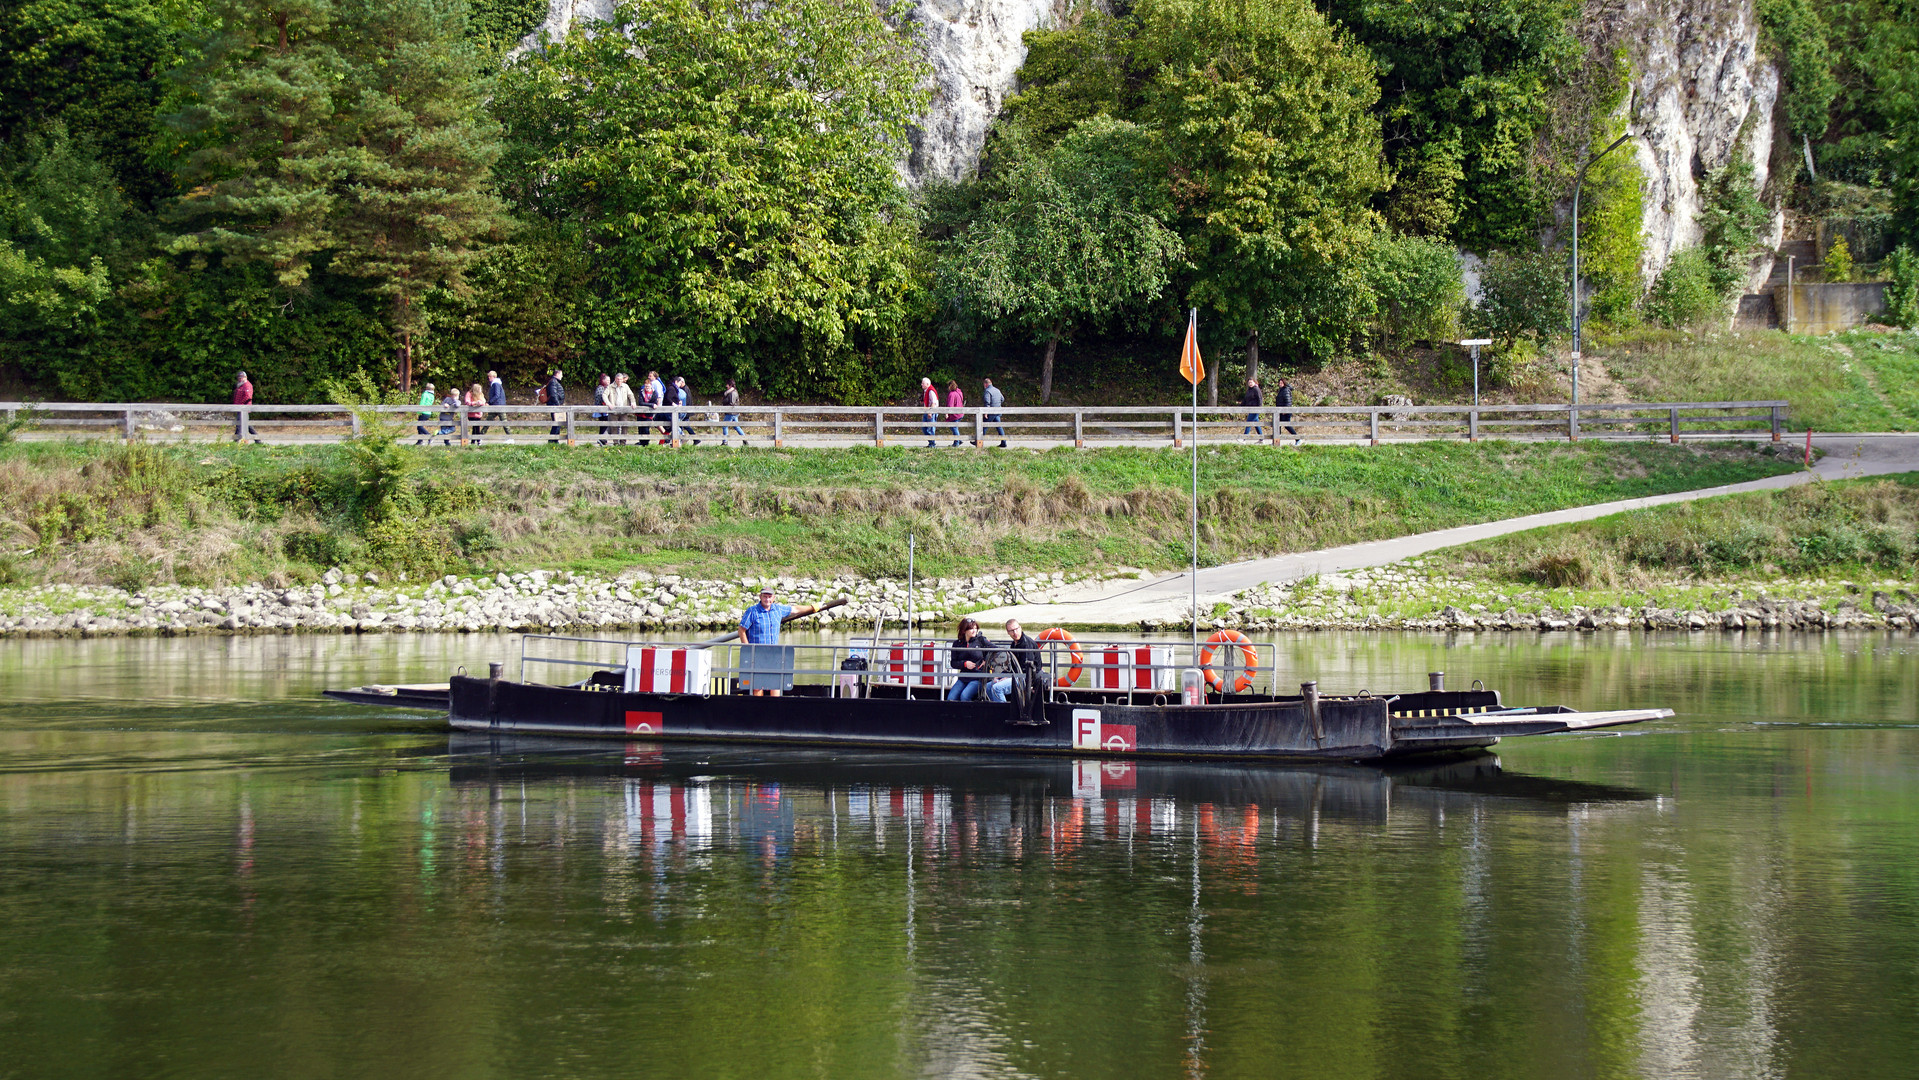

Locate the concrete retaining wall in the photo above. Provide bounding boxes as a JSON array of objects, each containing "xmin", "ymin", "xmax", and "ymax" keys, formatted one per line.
[{"xmin": 1776, "ymin": 282, "xmax": 1888, "ymax": 334}]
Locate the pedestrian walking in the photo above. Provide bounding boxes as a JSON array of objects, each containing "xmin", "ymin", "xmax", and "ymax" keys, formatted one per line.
[
  {"xmin": 982, "ymin": 377, "xmax": 1007, "ymax": 447},
  {"xmin": 919, "ymin": 377, "xmax": 937, "ymax": 447},
  {"xmin": 415, "ymin": 382, "xmax": 436, "ymax": 445},
  {"xmin": 436, "ymin": 387, "xmax": 460, "ymax": 445},
  {"xmin": 463, "ymin": 383, "xmax": 485, "ymax": 445},
  {"xmin": 544, "ymin": 369, "xmax": 566, "ymax": 442},
  {"xmin": 945, "ymin": 380, "xmax": 965, "ymax": 446},
  {"xmin": 232, "ymin": 370, "xmax": 260, "ymax": 443},
  {"xmin": 605, "ymin": 372, "xmax": 636, "ymax": 442},
  {"xmin": 484, "ymin": 370, "xmax": 512, "ymax": 439},
  {"xmin": 720, "ymin": 379, "xmax": 746, "ymax": 445},
  {"xmin": 1275, "ymin": 375, "xmax": 1298, "ymax": 446},
  {"xmin": 640, "ymin": 370, "xmax": 664, "ymax": 446},
  {"xmin": 593, "ymin": 373, "xmax": 612, "ymax": 445},
  {"xmin": 671, "ymin": 376, "xmax": 701, "ymax": 444},
  {"xmin": 1241, "ymin": 376, "xmax": 1263, "ymax": 439}
]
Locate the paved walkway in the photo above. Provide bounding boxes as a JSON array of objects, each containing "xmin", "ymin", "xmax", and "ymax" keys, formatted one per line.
[{"xmin": 970, "ymin": 435, "xmax": 1919, "ymax": 629}]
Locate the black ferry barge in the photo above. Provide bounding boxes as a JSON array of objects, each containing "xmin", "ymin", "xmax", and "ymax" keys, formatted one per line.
[{"xmin": 336, "ymin": 632, "xmax": 1674, "ymax": 764}]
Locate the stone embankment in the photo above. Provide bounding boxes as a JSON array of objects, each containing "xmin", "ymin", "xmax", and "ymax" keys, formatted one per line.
[
  {"xmin": 0, "ymin": 568, "xmax": 1089, "ymax": 638},
  {"xmin": 1204, "ymin": 563, "xmax": 1919, "ymax": 634}
]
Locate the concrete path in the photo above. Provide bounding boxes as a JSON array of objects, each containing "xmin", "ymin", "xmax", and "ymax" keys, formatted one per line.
[{"xmin": 970, "ymin": 434, "xmax": 1919, "ymax": 630}]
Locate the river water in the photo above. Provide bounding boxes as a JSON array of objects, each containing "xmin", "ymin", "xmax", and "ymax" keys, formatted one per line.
[{"xmin": 1, "ymin": 631, "xmax": 1915, "ymax": 1079}]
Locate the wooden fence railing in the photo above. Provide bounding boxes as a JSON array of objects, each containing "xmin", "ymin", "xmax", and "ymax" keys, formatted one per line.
[{"xmin": 0, "ymin": 400, "xmax": 1791, "ymax": 448}]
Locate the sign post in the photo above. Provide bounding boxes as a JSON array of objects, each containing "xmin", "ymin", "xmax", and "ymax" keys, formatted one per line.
[{"xmin": 1460, "ymin": 339, "xmax": 1492, "ymax": 406}]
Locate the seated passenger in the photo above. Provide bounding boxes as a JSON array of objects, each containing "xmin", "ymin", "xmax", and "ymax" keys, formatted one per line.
[
  {"xmin": 987, "ymin": 619, "xmax": 1041, "ymax": 703},
  {"xmin": 946, "ymin": 617, "xmax": 987, "ymax": 702}
]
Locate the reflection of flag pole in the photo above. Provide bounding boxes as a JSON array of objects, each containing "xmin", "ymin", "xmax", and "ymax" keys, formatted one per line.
[{"xmin": 1179, "ymin": 309, "xmax": 1204, "ymax": 652}]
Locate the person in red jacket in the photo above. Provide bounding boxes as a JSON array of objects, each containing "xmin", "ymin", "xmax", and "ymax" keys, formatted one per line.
[
  {"xmin": 919, "ymin": 377, "xmax": 938, "ymax": 447},
  {"xmin": 233, "ymin": 371, "xmax": 259, "ymax": 442}
]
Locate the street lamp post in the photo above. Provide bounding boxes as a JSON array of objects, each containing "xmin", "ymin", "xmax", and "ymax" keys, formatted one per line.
[{"xmin": 1570, "ymin": 130, "xmax": 1634, "ymax": 408}]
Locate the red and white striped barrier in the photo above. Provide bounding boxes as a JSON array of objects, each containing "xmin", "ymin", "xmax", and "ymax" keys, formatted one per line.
[
  {"xmin": 883, "ymin": 642, "xmax": 951, "ymax": 688},
  {"xmin": 623, "ymin": 646, "xmax": 713, "ymax": 694},
  {"xmin": 1090, "ymin": 645, "xmax": 1176, "ymax": 691}
]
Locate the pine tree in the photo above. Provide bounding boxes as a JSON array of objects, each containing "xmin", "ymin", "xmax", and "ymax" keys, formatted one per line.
[
  {"xmin": 161, "ymin": 0, "xmax": 344, "ymax": 287},
  {"xmin": 332, "ymin": 0, "xmax": 512, "ymax": 390}
]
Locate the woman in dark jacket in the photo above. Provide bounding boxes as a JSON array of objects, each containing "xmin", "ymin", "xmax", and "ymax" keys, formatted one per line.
[{"xmin": 946, "ymin": 617, "xmax": 988, "ymax": 701}]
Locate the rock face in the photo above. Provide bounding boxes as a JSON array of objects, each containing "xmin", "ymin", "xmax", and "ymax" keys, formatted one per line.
[
  {"xmin": 1617, "ymin": 0, "xmax": 1784, "ymax": 288},
  {"xmin": 902, "ymin": 0, "xmax": 1060, "ymax": 183}
]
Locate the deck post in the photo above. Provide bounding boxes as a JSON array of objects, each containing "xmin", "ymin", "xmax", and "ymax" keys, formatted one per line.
[
  {"xmin": 1302, "ymin": 681, "xmax": 1324, "ymax": 743},
  {"xmin": 1369, "ymin": 410, "xmax": 1379, "ymax": 446},
  {"xmin": 773, "ymin": 410, "xmax": 784, "ymax": 449},
  {"xmin": 1670, "ymin": 407, "xmax": 1680, "ymax": 444}
]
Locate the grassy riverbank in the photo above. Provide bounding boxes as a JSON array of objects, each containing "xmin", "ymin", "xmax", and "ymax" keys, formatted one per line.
[{"xmin": 2, "ymin": 439, "xmax": 1802, "ymax": 590}]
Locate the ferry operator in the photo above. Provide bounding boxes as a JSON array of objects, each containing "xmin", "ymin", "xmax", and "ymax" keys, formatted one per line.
[{"xmin": 738, "ymin": 589, "xmax": 820, "ymax": 697}]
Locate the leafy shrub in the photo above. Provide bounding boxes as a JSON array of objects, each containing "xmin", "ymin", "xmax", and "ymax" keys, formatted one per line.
[
  {"xmin": 283, "ymin": 528, "xmax": 355, "ymax": 567},
  {"xmin": 1697, "ymin": 158, "xmax": 1771, "ymax": 296},
  {"xmin": 1473, "ymin": 249, "xmax": 1568, "ymax": 348},
  {"xmin": 1885, "ymin": 245, "xmax": 1919, "ymax": 328},
  {"xmin": 1825, "ymin": 235, "xmax": 1854, "ymax": 282},
  {"xmin": 1365, "ymin": 233, "xmax": 1464, "ymax": 350},
  {"xmin": 1643, "ymin": 249, "xmax": 1726, "ymax": 328}
]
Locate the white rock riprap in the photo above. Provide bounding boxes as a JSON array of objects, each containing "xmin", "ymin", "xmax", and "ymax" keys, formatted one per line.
[{"xmin": 0, "ymin": 568, "xmax": 1098, "ymax": 638}]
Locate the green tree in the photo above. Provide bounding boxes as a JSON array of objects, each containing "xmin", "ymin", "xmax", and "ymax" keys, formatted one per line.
[
  {"xmin": 493, "ymin": 0, "xmax": 930, "ymax": 394},
  {"xmin": 1824, "ymin": 234, "xmax": 1855, "ymax": 280},
  {"xmin": 937, "ymin": 119, "xmax": 1184, "ymax": 402},
  {"xmin": 1135, "ymin": 0, "xmax": 1387, "ymax": 395},
  {"xmin": 1364, "ymin": 232, "xmax": 1463, "ymax": 351},
  {"xmin": 1697, "ymin": 156, "xmax": 1772, "ymax": 296},
  {"xmin": 1474, "ymin": 248, "xmax": 1567, "ymax": 347},
  {"xmin": 0, "ymin": 0, "xmax": 193, "ymax": 206},
  {"xmin": 1758, "ymin": 0, "xmax": 1841, "ymax": 143},
  {"xmin": 161, "ymin": 0, "xmax": 344, "ymax": 288},
  {"xmin": 331, "ymin": 0, "xmax": 513, "ymax": 389},
  {"xmin": 1321, "ymin": 0, "xmax": 1582, "ymax": 251},
  {"xmin": 0, "ymin": 123, "xmax": 126, "ymax": 373}
]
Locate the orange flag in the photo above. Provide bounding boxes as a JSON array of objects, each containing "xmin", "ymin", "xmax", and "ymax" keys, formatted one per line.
[{"xmin": 1178, "ymin": 309, "xmax": 1205, "ymax": 386}]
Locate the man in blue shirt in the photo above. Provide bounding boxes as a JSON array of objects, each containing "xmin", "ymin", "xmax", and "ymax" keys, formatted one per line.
[{"xmin": 738, "ymin": 589, "xmax": 819, "ymax": 696}]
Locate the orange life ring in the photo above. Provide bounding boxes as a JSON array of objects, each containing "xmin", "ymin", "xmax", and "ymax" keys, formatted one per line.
[
  {"xmin": 1198, "ymin": 629, "xmax": 1258, "ymax": 694},
  {"xmin": 1037, "ymin": 627, "xmax": 1085, "ymax": 686}
]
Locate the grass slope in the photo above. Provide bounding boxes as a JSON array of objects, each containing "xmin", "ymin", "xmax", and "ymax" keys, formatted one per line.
[{"xmin": 1, "ymin": 440, "xmax": 1802, "ymax": 588}]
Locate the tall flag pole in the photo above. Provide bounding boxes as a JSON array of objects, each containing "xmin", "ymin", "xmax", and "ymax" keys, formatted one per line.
[{"xmin": 1178, "ymin": 308, "xmax": 1204, "ymax": 652}]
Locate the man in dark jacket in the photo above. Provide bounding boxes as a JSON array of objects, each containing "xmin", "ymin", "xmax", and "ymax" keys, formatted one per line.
[
  {"xmin": 544, "ymin": 369, "xmax": 566, "ymax": 442},
  {"xmin": 986, "ymin": 618, "xmax": 1044, "ymax": 705},
  {"xmin": 1274, "ymin": 375, "xmax": 1298, "ymax": 446},
  {"xmin": 1241, "ymin": 377, "xmax": 1262, "ymax": 439},
  {"xmin": 484, "ymin": 370, "xmax": 512, "ymax": 437}
]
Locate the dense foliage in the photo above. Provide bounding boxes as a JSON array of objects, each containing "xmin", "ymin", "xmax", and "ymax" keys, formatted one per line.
[{"xmin": 3, "ymin": 0, "xmax": 1918, "ymax": 407}]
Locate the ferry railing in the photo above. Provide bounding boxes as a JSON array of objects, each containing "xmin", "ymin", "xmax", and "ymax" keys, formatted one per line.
[
  {"xmin": 516, "ymin": 634, "xmax": 1282, "ymax": 703},
  {"xmin": 2, "ymin": 399, "xmax": 1792, "ymax": 448}
]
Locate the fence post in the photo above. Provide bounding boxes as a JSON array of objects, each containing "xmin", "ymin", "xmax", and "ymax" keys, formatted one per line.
[
  {"xmin": 350, "ymin": 411, "xmax": 362, "ymax": 437},
  {"xmin": 874, "ymin": 410, "xmax": 885, "ymax": 447},
  {"xmin": 670, "ymin": 408, "xmax": 681, "ymax": 448},
  {"xmin": 1468, "ymin": 409, "xmax": 1478, "ymax": 443},
  {"xmin": 1172, "ymin": 409, "xmax": 1183, "ymax": 448},
  {"xmin": 123, "ymin": 407, "xmax": 135, "ymax": 442},
  {"xmin": 459, "ymin": 410, "xmax": 470, "ymax": 448},
  {"xmin": 1073, "ymin": 411, "xmax": 1083, "ymax": 448},
  {"xmin": 1568, "ymin": 407, "xmax": 1578, "ymax": 442},
  {"xmin": 1369, "ymin": 410, "xmax": 1379, "ymax": 446},
  {"xmin": 1669, "ymin": 407, "xmax": 1680, "ymax": 444},
  {"xmin": 238, "ymin": 408, "xmax": 250, "ymax": 443},
  {"xmin": 565, "ymin": 406, "xmax": 576, "ymax": 446},
  {"xmin": 773, "ymin": 409, "xmax": 784, "ymax": 449},
  {"xmin": 1770, "ymin": 405, "xmax": 1783, "ymax": 442}
]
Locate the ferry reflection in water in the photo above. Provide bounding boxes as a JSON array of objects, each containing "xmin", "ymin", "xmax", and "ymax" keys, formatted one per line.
[{"xmin": 441, "ymin": 738, "xmax": 1667, "ymax": 1078}]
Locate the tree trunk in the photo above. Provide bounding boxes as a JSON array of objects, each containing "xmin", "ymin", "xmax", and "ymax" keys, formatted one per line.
[
  {"xmin": 1206, "ymin": 336, "xmax": 1218, "ymax": 406},
  {"xmin": 1041, "ymin": 332, "xmax": 1059, "ymax": 404},
  {"xmin": 397, "ymin": 329, "xmax": 413, "ymax": 393},
  {"xmin": 1246, "ymin": 328, "xmax": 1260, "ymax": 382}
]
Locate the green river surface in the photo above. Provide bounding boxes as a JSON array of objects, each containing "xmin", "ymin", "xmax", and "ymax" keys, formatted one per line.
[{"xmin": 1, "ymin": 630, "xmax": 1916, "ymax": 1080}]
